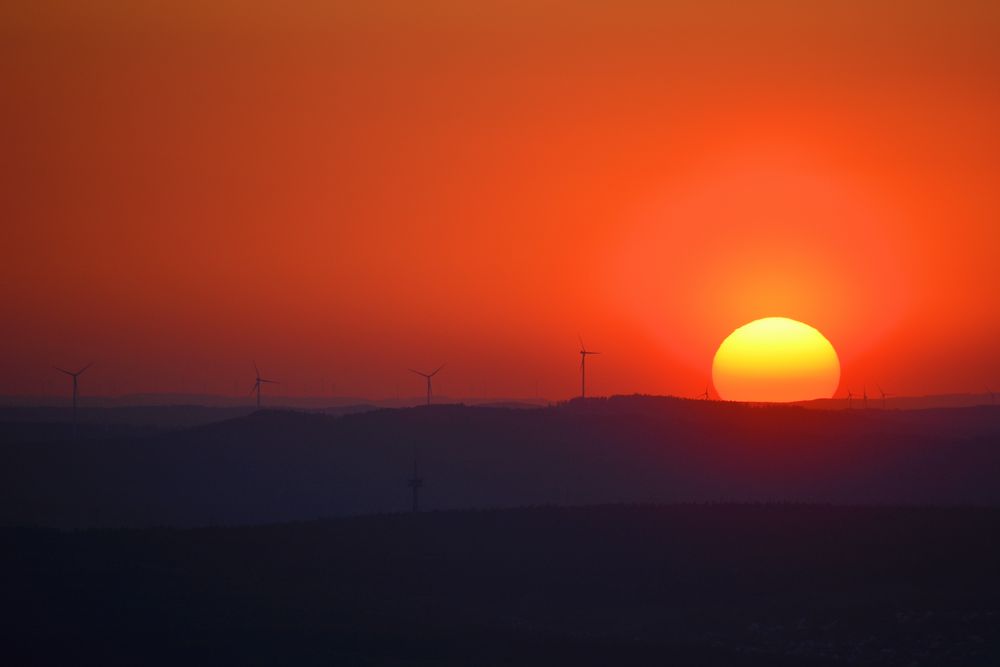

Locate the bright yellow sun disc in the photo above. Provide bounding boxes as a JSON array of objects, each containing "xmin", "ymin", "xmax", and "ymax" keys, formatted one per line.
[{"xmin": 712, "ymin": 317, "xmax": 840, "ymax": 403}]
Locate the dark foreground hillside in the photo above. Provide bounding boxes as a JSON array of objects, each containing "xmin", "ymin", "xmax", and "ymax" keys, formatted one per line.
[
  {"xmin": 3, "ymin": 396, "xmax": 1000, "ymax": 528},
  {"xmin": 4, "ymin": 505, "xmax": 999, "ymax": 666}
]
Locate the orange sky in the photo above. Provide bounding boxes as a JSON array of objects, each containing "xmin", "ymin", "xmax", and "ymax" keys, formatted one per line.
[{"xmin": 2, "ymin": 1, "xmax": 1000, "ymax": 400}]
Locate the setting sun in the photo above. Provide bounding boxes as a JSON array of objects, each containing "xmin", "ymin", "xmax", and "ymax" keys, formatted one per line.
[{"xmin": 712, "ymin": 317, "xmax": 840, "ymax": 403}]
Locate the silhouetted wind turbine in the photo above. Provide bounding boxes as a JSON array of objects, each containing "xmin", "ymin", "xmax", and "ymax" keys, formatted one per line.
[
  {"xmin": 250, "ymin": 362, "xmax": 278, "ymax": 409},
  {"xmin": 578, "ymin": 336, "xmax": 600, "ymax": 399},
  {"xmin": 877, "ymin": 384, "xmax": 892, "ymax": 409},
  {"xmin": 696, "ymin": 385, "xmax": 710, "ymax": 400},
  {"xmin": 988, "ymin": 386, "xmax": 996, "ymax": 405},
  {"xmin": 54, "ymin": 363, "xmax": 92, "ymax": 440},
  {"xmin": 846, "ymin": 389, "xmax": 854, "ymax": 409},
  {"xmin": 407, "ymin": 445, "xmax": 423, "ymax": 512},
  {"xmin": 863, "ymin": 384, "xmax": 869, "ymax": 409},
  {"xmin": 410, "ymin": 365, "xmax": 444, "ymax": 406}
]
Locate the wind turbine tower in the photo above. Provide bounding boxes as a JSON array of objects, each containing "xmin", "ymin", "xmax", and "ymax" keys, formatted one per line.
[
  {"xmin": 55, "ymin": 363, "xmax": 92, "ymax": 440},
  {"xmin": 847, "ymin": 389, "xmax": 854, "ymax": 409},
  {"xmin": 410, "ymin": 365, "xmax": 444, "ymax": 406},
  {"xmin": 407, "ymin": 447, "xmax": 424, "ymax": 512},
  {"xmin": 877, "ymin": 384, "xmax": 891, "ymax": 410},
  {"xmin": 578, "ymin": 337, "xmax": 600, "ymax": 399},
  {"xmin": 251, "ymin": 362, "xmax": 278, "ymax": 409},
  {"xmin": 863, "ymin": 384, "xmax": 869, "ymax": 410}
]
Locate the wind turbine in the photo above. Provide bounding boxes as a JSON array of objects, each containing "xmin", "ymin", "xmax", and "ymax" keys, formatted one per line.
[
  {"xmin": 578, "ymin": 336, "xmax": 600, "ymax": 399},
  {"xmin": 407, "ymin": 445, "xmax": 423, "ymax": 512},
  {"xmin": 988, "ymin": 386, "xmax": 996, "ymax": 405},
  {"xmin": 877, "ymin": 384, "xmax": 892, "ymax": 409},
  {"xmin": 250, "ymin": 362, "xmax": 278, "ymax": 409},
  {"xmin": 846, "ymin": 389, "xmax": 854, "ymax": 409},
  {"xmin": 54, "ymin": 363, "xmax": 92, "ymax": 440},
  {"xmin": 696, "ymin": 385, "xmax": 710, "ymax": 400},
  {"xmin": 862, "ymin": 384, "xmax": 869, "ymax": 409},
  {"xmin": 409, "ymin": 365, "xmax": 444, "ymax": 406}
]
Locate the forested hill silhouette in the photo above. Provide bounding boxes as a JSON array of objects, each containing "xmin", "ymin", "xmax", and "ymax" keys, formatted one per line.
[
  {"xmin": 0, "ymin": 403, "xmax": 377, "ymax": 440},
  {"xmin": 2, "ymin": 395, "xmax": 999, "ymax": 528}
]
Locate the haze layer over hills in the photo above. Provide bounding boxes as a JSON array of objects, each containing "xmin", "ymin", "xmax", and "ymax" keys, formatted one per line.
[{"xmin": 2, "ymin": 396, "xmax": 999, "ymax": 528}]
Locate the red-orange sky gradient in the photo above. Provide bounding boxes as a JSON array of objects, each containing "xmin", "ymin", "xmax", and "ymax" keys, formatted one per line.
[{"xmin": 3, "ymin": 1, "xmax": 1000, "ymax": 400}]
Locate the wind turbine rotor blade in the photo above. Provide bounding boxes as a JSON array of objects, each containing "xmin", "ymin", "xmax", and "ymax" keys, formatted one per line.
[
  {"xmin": 54, "ymin": 366, "xmax": 73, "ymax": 376},
  {"xmin": 77, "ymin": 362, "xmax": 94, "ymax": 375},
  {"xmin": 253, "ymin": 361, "xmax": 261, "ymax": 377},
  {"xmin": 409, "ymin": 369, "xmax": 429, "ymax": 378},
  {"xmin": 578, "ymin": 334, "xmax": 586, "ymax": 352},
  {"xmin": 260, "ymin": 378, "xmax": 278, "ymax": 384},
  {"xmin": 430, "ymin": 364, "xmax": 445, "ymax": 376}
]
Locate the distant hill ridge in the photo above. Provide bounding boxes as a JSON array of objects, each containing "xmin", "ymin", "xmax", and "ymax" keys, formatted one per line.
[{"xmin": 2, "ymin": 395, "xmax": 999, "ymax": 529}]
